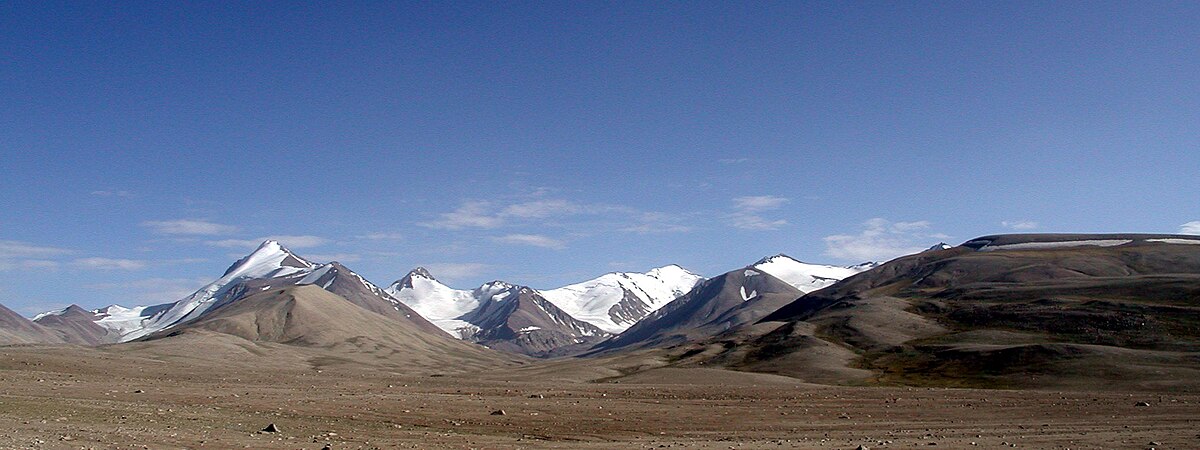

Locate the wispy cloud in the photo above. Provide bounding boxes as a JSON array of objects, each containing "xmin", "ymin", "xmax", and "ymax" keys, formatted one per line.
[
  {"xmin": 823, "ymin": 218, "xmax": 946, "ymax": 262},
  {"xmin": 493, "ymin": 234, "xmax": 566, "ymax": 250},
  {"xmin": 1181, "ymin": 221, "xmax": 1200, "ymax": 235},
  {"xmin": 0, "ymin": 240, "xmax": 72, "ymax": 271},
  {"xmin": 420, "ymin": 201, "xmax": 504, "ymax": 229},
  {"xmin": 86, "ymin": 277, "xmax": 210, "ymax": 304},
  {"xmin": 142, "ymin": 219, "xmax": 238, "ymax": 236},
  {"xmin": 90, "ymin": 190, "xmax": 133, "ymax": 198},
  {"xmin": 621, "ymin": 212, "xmax": 694, "ymax": 234},
  {"xmin": 356, "ymin": 232, "xmax": 404, "ymax": 241},
  {"xmin": 304, "ymin": 253, "xmax": 362, "ymax": 263},
  {"xmin": 729, "ymin": 195, "xmax": 789, "ymax": 230},
  {"xmin": 420, "ymin": 263, "xmax": 493, "ymax": 283},
  {"xmin": 501, "ymin": 199, "xmax": 585, "ymax": 219},
  {"xmin": 73, "ymin": 257, "xmax": 146, "ymax": 271},
  {"xmin": 0, "ymin": 240, "xmax": 71, "ymax": 258},
  {"xmin": 1001, "ymin": 220, "xmax": 1039, "ymax": 231},
  {"xmin": 18, "ymin": 260, "xmax": 60, "ymax": 269},
  {"xmin": 424, "ymin": 196, "xmax": 694, "ymax": 239},
  {"xmin": 207, "ymin": 235, "xmax": 329, "ymax": 249}
]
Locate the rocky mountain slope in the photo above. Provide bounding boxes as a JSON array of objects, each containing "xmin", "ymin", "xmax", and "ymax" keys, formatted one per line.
[
  {"xmin": 384, "ymin": 265, "xmax": 702, "ymax": 356},
  {"xmin": 676, "ymin": 234, "xmax": 1200, "ymax": 389},
  {"xmin": 0, "ymin": 303, "xmax": 63, "ymax": 345},
  {"xmin": 32, "ymin": 305, "xmax": 112, "ymax": 345},
  {"xmin": 592, "ymin": 255, "xmax": 873, "ymax": 353}
]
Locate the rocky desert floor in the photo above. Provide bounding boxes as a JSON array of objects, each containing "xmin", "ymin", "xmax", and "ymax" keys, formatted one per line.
[{"xmin": 0, "ymin": 343, "xmax": 1198, "ymax": 450}]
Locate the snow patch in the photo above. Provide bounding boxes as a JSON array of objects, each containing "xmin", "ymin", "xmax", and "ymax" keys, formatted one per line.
[
  {"xmin": 538, "ymin": 265, "xmax": 703, "ymax": 333},
  {"xmin": 979, "ymin": 239, "xmax": 1132, "ymax": 252},
  {"xmin": 117, "ymin": 241, "xmax": 314, "ymax": 342},
  {"xmin": 31, "ymin": 306, "xmax": 70, "ymax": 321},
  {"xmin": 1146, "ymin": 238, "xmax": 1200, "ymax": 245},
  {"xmin": 753, "ymin": 254, "xmax": 871, "ymax": 293},
  {"xmin": 739, "ymin": 285, "xmax": 758, "ymax": 301}
]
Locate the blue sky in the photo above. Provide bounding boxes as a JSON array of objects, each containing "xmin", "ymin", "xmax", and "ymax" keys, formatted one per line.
[{"xmin": 2, "ymin": 2, "xmax": 1198, "ymax": 315}]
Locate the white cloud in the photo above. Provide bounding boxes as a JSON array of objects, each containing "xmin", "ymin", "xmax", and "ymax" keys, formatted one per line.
[
  {"xmin": 142, "ymin": 219, "xmax": 238, "ymax": 235},
  {"xmin": 891, "ymin": 221, "xmax": 932, "ymax": 232},
  {"xmin": 1001, "ymin": 220, "xmax": 1039, "ymax": 231},
  {"xmin": 86, "ymin": 277, "xmax": 210, "ymax": 303},
  {"xmin": 356, "ymin": 232, "xmax": 404, "ymax": 241},
  {"xmin": 733, "ymin": 195, "xmax": 789, "ymax": 211},
  {"xmin": 304, "ymin": 253, "xmax": 362, "ymax": 263},
  {"xmin": 823, "ymin": 218, "xmax": 946, "ymax": 262},
  {"xmin": 1180, "ymin": 221, "xmax": 1200, "ymax": 235},
  {"xmin": 729, "ymin": 195, "xmax": 789, "ymax": 230},
  {"xmin": 421, "ymin": 201, "xmax": 504, "ymax": 229},
  {"xmin": 621, "ymin": 212, "xmax": 694, "ymax": 234},
  {"xmin": 0, "ymin": 240, "xmax": 72, "ymax": 272},
  {"xmin": 421, "ymin": 263, "xmax": 492, "ymax": 282},
  {"xmin": 207, "ymin": 235, "xmax": 329, "ymax": 249},
  {"xmin": 621, "ymin": 222, "xmax": 693, "ymax": 234},
  {"xmin": 20, "ymin": 260, "xmax": 60, "ymax": 269},
  {"xmin": 73, "ymin": 257, "xmax": 146, "ymax": 271},
  {"xmin": 493, "ymin": 234, "xmax": 566, "ymax": 250},
  {"xmin": 501, "ymin": 199, "xmax": 584, "ymax": 219},
  {"xmin": 0, "ymin": 240, "xmax": 71, "ymax": 259},
  {"xmin": 425, "ymin": 196, "xmax": 695, "ymax": 237}
]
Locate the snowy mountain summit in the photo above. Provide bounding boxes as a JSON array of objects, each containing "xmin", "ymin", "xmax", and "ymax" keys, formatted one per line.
[
  {"xmin": 387, "ymin": 265, "xmax": 703, "ymax": 337},
  {"xmin": 87, "ymin": 240, "xmax": 440, "ymax": 342},
  {"xmin": 750, "ymin": 254, "xmax": 875, "ymax": 293},
  {"xmin": 538, "ymin": 265, "xmax": 703, "ymax": 333}
]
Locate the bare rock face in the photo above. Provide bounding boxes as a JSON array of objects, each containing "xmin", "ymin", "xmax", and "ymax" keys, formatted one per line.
[
  {"xmin": 0, "ymin": 303, "xmax": 64, "ymax": 345},
  {"xmin": 460, "ymin": 285, "xmax": 609, "ymax": 358},
  {"xmin": 33, "ymin": 305, "xmax": 115, "ymax": 345},
  {"xmin": 715, "ymin": 234, "xmax": 1200, "ymax": 389},
  {"xmin": 593, "ymin": 268, "xmax": 802, "ymax": 353},
  {"xmin": 149, "ymin": 285, "xmax": 517, "ymax": 371}
]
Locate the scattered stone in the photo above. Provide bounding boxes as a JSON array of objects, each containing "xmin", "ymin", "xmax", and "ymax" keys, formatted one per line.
[
  {"xmin": 528, "ymin": 394, "xmax": 544, "ymax": 398},
  {"xmin": 261, "ymin": 423, "xmax": 280, "ymax": 433},
  {"xmin": 133, "ymin": 389, "xmax": 144, "ymax": 393},
  {"xmin": 321, "ymin": 444, "xmax": 332, "ymax": 450},
  {"xmin": 491, "ymin": 409, "xmax": 506, "ymax": 416},
  {"xmin": 857, "ymin": 446, "xmax": 869, "ymax": 450},
  {"xmin": 1136, "ymin": 401, "xmax": 1151, "ymax": 407}
]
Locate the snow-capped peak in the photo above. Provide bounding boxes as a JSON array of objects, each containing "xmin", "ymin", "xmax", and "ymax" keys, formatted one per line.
[
  {"xmin": 408, "ymin": 266, "xmax": 434, "ymax": 280},
  {"xmin": 645, "ymin": 264, "xmax": 701, "ymax": 281},
  {"xmin": 383, "ymin": 268, "xmax": 482, "ymax": 338},
  {"xmin": 474, "ymin": 281, "xmax": 518, "ymax": 301},
  {"xmin": 221, "ymin": 240, "xmax": 313, "ymax": 277},
  {"xmin": 537, "ymin": 264, "xmax": 704, "ymax": 334},
  {"xmin": 752, "ymin": 253, "xmax": 795, "ymax": 266},
  {"xmin": 926, "ymin": 242, "xmax": 953, "ymax": 252},
  {"xmin": 117, "ymin": 240, "xmax": 317, "ymax": 342},
  {"xmin": 751, "ymin": 254, "xmax": 872, "ymax": 293},
  {"xmin": 391, "ymin": 267, "xmax": 436, "ymax": 289},
  {"xmin": 31, "ymin": 306, "xmax": 71, "ymax": 321}
]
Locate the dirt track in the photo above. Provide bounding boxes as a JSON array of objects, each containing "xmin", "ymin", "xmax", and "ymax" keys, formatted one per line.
[{"xmin": 1, "ymin": 346, "xmax": 1198, "ymax": 449}]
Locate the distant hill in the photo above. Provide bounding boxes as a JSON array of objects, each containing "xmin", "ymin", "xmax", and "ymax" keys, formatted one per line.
[{"xmin": 676, "ymin": 234, "xmax": 1200, "ymax": 389}]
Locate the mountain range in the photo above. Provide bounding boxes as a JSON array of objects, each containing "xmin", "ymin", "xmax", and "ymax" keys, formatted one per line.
[
  {"xmin": 3, "ymin": 233, "xmax": 1198, "ymax": 389},
  {"xmin": 4, "ymin": 240, "xmax": 870, "ymax": 357}
]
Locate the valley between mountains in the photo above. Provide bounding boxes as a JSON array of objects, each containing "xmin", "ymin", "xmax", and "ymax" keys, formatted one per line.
[{"xmin": 2, "ymin": 233, "xmax": 1199, "ymax": 449}]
